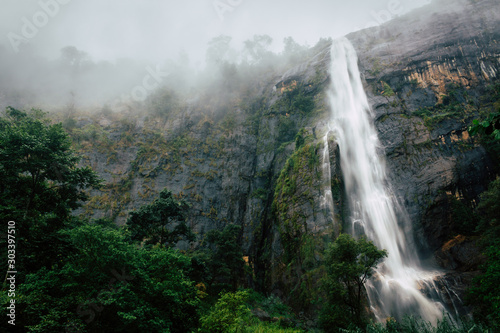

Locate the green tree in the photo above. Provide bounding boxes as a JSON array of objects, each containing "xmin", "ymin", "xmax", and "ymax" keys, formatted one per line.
[
  {"xmin": 281, "ymin": 84, "xmax": 315, "ymax": 114},
  {"xmin": 126, "ymin": 189, "xmax": 195, "ymax": 247},
  {"xmin": 199, "ymin": 290, "xmax": 250, "ymax": 333},
  {"xmin": 469, "ymin": 84, "xmax": 500, "ymax": 159},
  {"xmin": 0, "ymin": 107, "xmax": 100, "ymax": 219},
  {"xmin": 468, "ymin": 177, "xmax": 500, "ymax": 330},
  {"xmin": 0, "ymin": 107, "xmax": 101, "ymax": 273},
  {"xmin": 204, "ymin": 224, "xmax": 245, "ymax": 291},
  {"xmin": 468, "ymin": 244, "xmax": 500, "ymax": 330},
  {"xmin": 466, "ymin": 86, "xmax": 500, "ymax": 329},
  {"xmin": 476, "ymin": 177, "xmax": 500, "ymax": 237},
  {"xmin": 320, "ymin": 234, "xmax": 387, "ymax": 331},
  {"xmin": 9, "ymin": 224, "xmax": 201, "ymax": 333}
]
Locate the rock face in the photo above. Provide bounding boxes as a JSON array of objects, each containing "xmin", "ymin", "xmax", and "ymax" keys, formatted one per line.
[
  {"xmin": 74, "ymin": 0, "xmax": 499, "ymax": 316},
  {"xmin": 73, "ymin": 41, "xmax": 336, "ymax": 304},
  {"xmin": 345, "ymin": 0, "xmax": 499, "ymax": 314},
  {"xmin": 348, "ymin": 0, "xmax": 500, "ymax": 254}
]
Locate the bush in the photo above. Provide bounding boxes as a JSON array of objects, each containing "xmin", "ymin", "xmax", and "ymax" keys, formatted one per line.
[{"xmin": 199, "ymin": 291, "xmax": 251, "ymax": 333}]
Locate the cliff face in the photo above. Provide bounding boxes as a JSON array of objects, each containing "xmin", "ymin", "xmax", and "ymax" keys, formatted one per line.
[
  {"xmin": 72, "ymin": 42, "xmax": 336, "ymax": 290},
  {"xmin": 346, "ymin": 0, "xmax": 500, "ymax": 313},
  {"xmin": 349, "ymin": 0, "xmax": 500, "ymax": 253},
  {"xmin": 71, "ymin": 0, "xmax": 499, "ymax": 310}
]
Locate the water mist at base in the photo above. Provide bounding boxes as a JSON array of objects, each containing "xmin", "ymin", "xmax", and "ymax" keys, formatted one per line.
[{"xmin": 326, "ymin": 38, "xmax": 448, "ymax": 323}]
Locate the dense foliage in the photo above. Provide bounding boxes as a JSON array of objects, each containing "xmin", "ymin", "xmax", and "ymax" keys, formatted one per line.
[
  {"xmin": 320, "ymin": 234, "xmax": 387, "ymax": 331},
  {"xmin": 13, "ymin": 225, "xmax": 200, "ymax": 332},
  {"xmin": 0, "ymin": 109, "xmax": 297, "ymax": 332},
  {"xmin": 0, "ymin": 107, "xmax": 101, "ymax": 276},
  {"xmin": 1, "ymin": 78, "xmax": 500, "ymax": 332},
  {"xmin": 126, "ymin": 188, "xmax": 194, "ymax": 247},
  {"xmin": 464, "ymin": 84, "xmax": 500, "ymax": 330}
]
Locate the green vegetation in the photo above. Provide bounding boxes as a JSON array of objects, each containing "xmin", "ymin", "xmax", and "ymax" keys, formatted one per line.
[
  {"xmin": 199, "ymin": 290, "xmax": 304, "ymax": 333},
  {"xmin": 381, "ymin": 81, "xmax": 395, "ymax": 98},
  {"xmin": 461, "ymin": 100, "xmax": 500, "ymax": 330},
  {"xmin": 467, "ymin": 177, "xmax": 500, "ymax": 330},
  {"xmin": 273, "ymin": 143, "xmax": 321, "ymax": 264},
  {"xmin": 126, "ymin": 188, "xmax": 195, "ymax": 247},
  {"xmin": 319, "ymin": 234, "xmax": 387, "ymax": 331},
  {"xmin": 294, "ymin": 128, "xmax": 306, "ymax": 150},
  {"xmin": 412, "ymin": 83, "xmax": 470, "ymax": 129},
  {"xmin": 271, "ymin": 142, "xmax": 327, "ymax": 311},
  {"xmin": 469, "ymin": 85, "xmax": 500, "ymax": 158},
  {"xmin": 368, "ymin": 57, "xmax": 386, "ymax": 77},
  {"xmin": 0, "ymin": 107, "xmax": 101, "ymax": 275},
  {"xmin": 448, "ymin": 196, "xmax": 480, "ymax": 236},
  {"xmin": 13, "ymin": 225, "xmax": 201, "ymax": 333},
  {"xmin": 199, "ymin": 290, "xmax": 251, "ymax": 332},
  {"xmin": 273, "ymin": 83, "xmax": 316, "ymax": 116},
  {"xmin": 146, "ymin": 88, "xmax": 183, "ymax": 118},
  {"xmin": 412, "ymin": 103, "xmax": 464, "ymax": 128},
  {"xmin": 202, "ymin": 224, "xmax": 245, "ymax": 291},
  {"xmin": 251, "ymin": 188, "xmax": 268, "ymax": 200},
  {"xmin": 0, "ymin": 108, "xmax": 305, "ymax": 332},
  {"xmin": 470, "ymin": 111, "xmax": 500, "ymax": 141},
  {"xmin": 2, "ymin": 58, "xmax": 500, "ymax": 332}
]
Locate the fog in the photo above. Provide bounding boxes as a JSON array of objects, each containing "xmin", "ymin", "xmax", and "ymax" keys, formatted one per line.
[{"xmin": 0, "ymin": 0, "xmax": 431, "ymax": 111}]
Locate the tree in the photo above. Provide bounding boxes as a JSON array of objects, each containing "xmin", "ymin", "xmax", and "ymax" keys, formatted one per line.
[
  {"xmin": 320, "ymin": 234, "xmax": 387, "ymax": 330},
  {"xmin": 0, "ymin": 107, "xmax": 100, "ymax": 218},
  {"xmin": 203, "ymin": 224, "xmax": 245, "ymax": 291},
  {"xmin": 469, "ymin": 83, "xmax": 500, "ymax": 159},
  {"xmin": 126, "ymin": 189, "xmax": 194, "ymax": 247},
  {"xmin": 243, "ymin": 34, "xmax": 274, "ymax": 65},
  {"xmin": 199, "ymin": 290, "xmax": 250, "ymax": 333},
  {"xmin": 9, "ymin": 224, "xmax": 200, "ymax": 333},
  {"xmin": 0, "ymin": 107, "xmax": 101, "ymax": 273},
  {"xmin": 469, "ymin": 110, "xmax": 500, "ymax": 141},
  {"xmin": 146, "ymin": 88, "xmax": 181, "ymax": 118},
  {"xmin": 468, "ymin": 177, "xmax": 500, "ymax": 330},
  {"xmin": 282, "ymin": 37, "xmax": 307, "ymax": 64},
  {"xmin": 206, "ymin": 35, "xmax": 233, "ymax": 67},
  {"xmin": 60, "ymin": 45, "xmax": 90, "ymax": 71}
]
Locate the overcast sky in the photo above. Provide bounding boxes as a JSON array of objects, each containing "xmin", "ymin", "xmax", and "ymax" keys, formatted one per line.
[{"xmin": 0, "ymin": 0, "xmax": 431, "ymax": 66}]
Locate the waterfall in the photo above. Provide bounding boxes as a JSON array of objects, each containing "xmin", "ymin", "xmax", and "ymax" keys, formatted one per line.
[
  {"xmin": 327, "ymin": 37, "xmax": 447, "ymax": 322},
  {"xmin": 320, "ymin": 133, "xmax": 335, "ymax": 229}
]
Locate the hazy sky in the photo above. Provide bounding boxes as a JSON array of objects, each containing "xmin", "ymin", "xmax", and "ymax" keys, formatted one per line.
[{"xmin": 0, "ymin": 0, "xmax": 430, "ymax": 65}]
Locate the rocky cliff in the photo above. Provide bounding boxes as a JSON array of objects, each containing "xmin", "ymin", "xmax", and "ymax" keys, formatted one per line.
[
  {"xmin": 348, "ymin": 0, "xmax": 500, "ymax": 314},
  {"xmin": 349, "ymin": 0, "xmax": 499, "ymax": 254},
  {"xmin": 67, "ymin": 0, "xmax": 499, "ymax": 314}
]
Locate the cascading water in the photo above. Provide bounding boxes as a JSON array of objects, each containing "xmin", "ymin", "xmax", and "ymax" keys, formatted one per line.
[
  {"xmin": 320, "ymin": 133, "xmax": 336, "ymax": 228},
  {"xmin": 326, "ymin": 37, "xmax": 448, "ymax": 322}
]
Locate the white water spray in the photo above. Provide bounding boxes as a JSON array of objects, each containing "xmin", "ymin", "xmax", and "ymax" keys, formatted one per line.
[{"xmin": 327, "ymin": 38, "xmax": 447, "ymax": 322}]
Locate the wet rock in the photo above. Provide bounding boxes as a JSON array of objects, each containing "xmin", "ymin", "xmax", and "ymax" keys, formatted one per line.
[
  {"xmin": 252, "ymin": 308, "xmax": 272, "ymax": 322},
  {"xmin": 434, "ymin": 271, "xmax": 480, "ymax": 318},
  {"xmin": 435, "ymin": 235, "xmax": 485, "ymax": 271}
]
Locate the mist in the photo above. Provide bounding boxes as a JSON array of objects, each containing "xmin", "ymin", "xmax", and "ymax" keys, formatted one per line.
[{"xmin": 0, "ymin": 0, "xmax": 431, "ymax": 111}]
